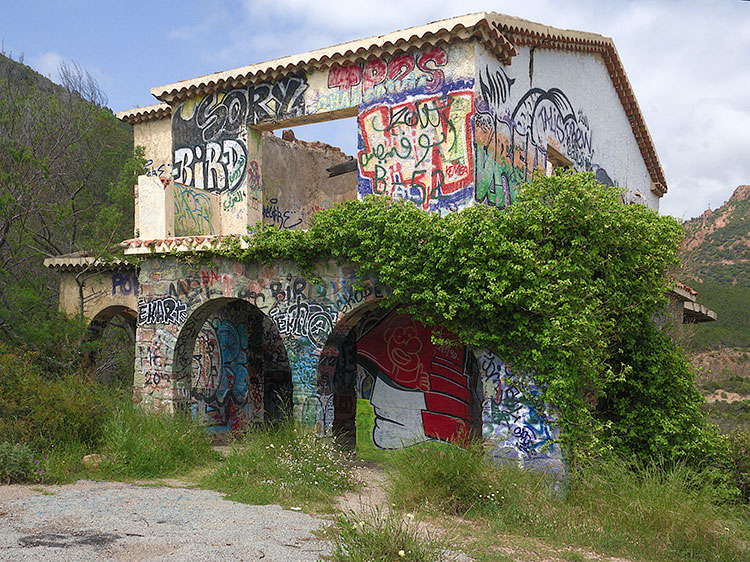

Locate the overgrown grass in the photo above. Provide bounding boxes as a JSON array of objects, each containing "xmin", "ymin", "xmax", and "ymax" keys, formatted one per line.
[
  {"xmin": 200, "ymin": 420, "xmax": 356, "ymax": 511},
  {"xmin": 100, "ymin": 406, "xmax": 219, "ymax": 479},
  {"xmin": 386, "ymin": 440, "xmax": 520, "ymax": 516},
  {"xmin": 385, "ymin": 442, "xmax": 750, "ymax": 562},
  {"xmin": 330, "ymin": 508, "xmax": 453, "ymax": 562}
]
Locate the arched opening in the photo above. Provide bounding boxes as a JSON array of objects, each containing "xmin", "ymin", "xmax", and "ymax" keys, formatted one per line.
[
  {"xmin": 174, "ymin": 297, "xmax": 292, "ymax": 433},
  {"xmin": 318, "ymin": 306, "xmax": 483, "ymax": 454},
  {"xmin": 85, "ymin": 305, "xmax": 137, "ymax": 389}
]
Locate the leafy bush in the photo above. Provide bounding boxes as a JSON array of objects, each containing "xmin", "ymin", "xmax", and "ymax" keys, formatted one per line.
[
  {"xmin": 201, "ymin": 420, "xmax": 355, "ymax": 511},
  {"xmin": 0, "ymin": 343, "xmax": 121, "ymax": 450},
  {"xmin": 100, "ymin": 406, "xmax": 218, "ymax": 479},
  {"xmin": 0, "ymin": 441, "xmax": 47, "ymax": 483},
  {"xmin": 723, "ymin": 430, "xmax": 750, "ymax": 502},
  {"xmin": 596, "ymin": 319, "xmax": 721, "ymax": 465}
]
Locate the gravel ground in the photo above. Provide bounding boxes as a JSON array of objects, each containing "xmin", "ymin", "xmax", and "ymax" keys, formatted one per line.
[{"xmin": 0, "ymin": 481, "xmax": 331, "ymax": 561}]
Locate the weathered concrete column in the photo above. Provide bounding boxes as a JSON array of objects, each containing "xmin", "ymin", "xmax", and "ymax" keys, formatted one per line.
[{"xmin": 137, "ymin": 175, "xmax": 174, "ymax": 239}]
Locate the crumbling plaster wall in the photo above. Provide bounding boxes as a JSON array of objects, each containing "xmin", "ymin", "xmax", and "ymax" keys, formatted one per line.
[
  {"xmin": 57, "ymin": 268, "xmax": 140, "ymax": 321},
  {"xmin": 262, "ymin": 133, "xmax": 356, "ymax": 230}
]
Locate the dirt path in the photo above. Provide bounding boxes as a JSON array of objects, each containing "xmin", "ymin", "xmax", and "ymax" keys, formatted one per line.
[{"xmin": 0, "ymin": 480, "xmax": 331, "ymax": 561}]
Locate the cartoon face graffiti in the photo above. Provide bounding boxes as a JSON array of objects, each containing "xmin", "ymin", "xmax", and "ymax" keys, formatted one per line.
[{"xmin": 356, "ymin": 311, "xmax": 477, "ymax": 449}]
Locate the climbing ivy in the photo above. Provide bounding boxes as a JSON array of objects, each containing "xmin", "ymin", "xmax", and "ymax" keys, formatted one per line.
[{"xmin": 198, "ymin": 172, "xmax": 715, "ymax": 462}]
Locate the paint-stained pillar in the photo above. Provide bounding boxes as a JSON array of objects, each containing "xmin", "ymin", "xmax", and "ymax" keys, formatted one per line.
[{"xmin": 218, "ymin": 128, "xmax": 263, "ymax": 234}]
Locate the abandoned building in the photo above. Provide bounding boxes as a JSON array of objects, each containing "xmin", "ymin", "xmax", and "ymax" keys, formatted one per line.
[{"xmin": 44, "ymin": 12, "xmax": 716, "ymax": 472}]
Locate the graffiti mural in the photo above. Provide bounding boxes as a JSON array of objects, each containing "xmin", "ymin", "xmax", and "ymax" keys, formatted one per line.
[
  {"xmin": 172, "ymin": 89, "xmax": 248, "ymax": 193},
  {"xmin": 138, "ymin": 328, "xmax": 176, "ymax": 392},
  {"xmin": 173, "ymin": 182, "xmax": 215, "ymax": 235},
  {"xmin": 477, "ymin": 350, "xmax": 561, "ymax": 471},
  {"xmin": 262, "ymin": 198, "xmax": 303, "ymax": 230},
  {"xmin": 320, "ymin": 48, "xmax": 449, "ymax": 112},
  {"xmin": 268, "ymin": 278, "xmax": 336, "ymax": 350},
  {"xmin": 474, "ymin": 62, "xmax": 610, "ymax": 209},
  {"xmin": 137, "ymin": 296, "xmax": 187, "ymax": 325},
  {"xmin": 354, "ymin": 311, "xmax": 479, "ymax": 449},
  {"xmin": 358, "ymin": 90, "xmax": 475, "ymax": 212},
  {"xmin": 111, "ymin": 272, "xmax": 140, "ymax": 296},
  {"xmin": 191, "ymin": 304, "xmax": 264, "ymax": 431},
  {"xmin": 247, "ymin": 74, "xmax": 308, "ymax": 125}
]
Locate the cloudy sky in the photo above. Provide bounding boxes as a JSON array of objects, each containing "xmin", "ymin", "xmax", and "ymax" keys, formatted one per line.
[{"xmin": 3, "ymin": 0, "xmax": 749, "ymax": 219}]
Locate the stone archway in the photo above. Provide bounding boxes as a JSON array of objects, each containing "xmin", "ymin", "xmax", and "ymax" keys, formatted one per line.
[
  {"xmin": 85, "ymin": 305, "xmax": 137, "ymax": 387},
  {"xmin": 169, "ymin": 297, "xmax": 292, "ymax": 432}
]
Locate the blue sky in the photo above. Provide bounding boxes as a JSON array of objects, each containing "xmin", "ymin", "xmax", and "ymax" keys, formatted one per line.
[{"xmin": 3, "ymin": 0, "xmax": 750, "ymax": 219}]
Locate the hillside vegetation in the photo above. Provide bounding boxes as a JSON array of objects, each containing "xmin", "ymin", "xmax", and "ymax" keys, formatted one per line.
[
  {"xmin": 0, "ymin": 52, "xmax": 137, "ymax": 367},
  {"xmin": 682, "ymin": 185, "xmax": 750, "ymax": 350}
]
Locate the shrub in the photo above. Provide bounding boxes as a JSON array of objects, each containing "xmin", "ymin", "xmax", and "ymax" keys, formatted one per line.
[
  {"xmin": 0, "ymin": 441, "xmax": 47, "ymax": 483},
  {"xmin": 0, "ymin": 343, "xmax": 121, "ymax": 450},
  {"xmin": 100, "ymin": 406, "xmax": 218, "ymax": 479},
  {"xmin": 724, "ymin": 430, "xmax": 750, "ymax": 502}
]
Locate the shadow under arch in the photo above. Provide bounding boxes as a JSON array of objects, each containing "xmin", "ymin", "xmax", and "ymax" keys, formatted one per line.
[
  {"xmin": 173, "ymin": 297, "xmax": 292, "ymax": 432},
  {"xmin": 84, "ymin": 305, "xmax": 137, "ymax": 386},
  {"xmin": 316, "ymin": 304, "xmax": 483, "ymax": 452},
  {"xmin": 315, "ymin": 301, "xmax": 386, "ymax": 446}
]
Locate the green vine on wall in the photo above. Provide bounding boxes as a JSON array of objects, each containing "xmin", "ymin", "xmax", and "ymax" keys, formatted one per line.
[{"xmin": 176, "ymin": 172, "xmax": 717, "ymax": 463}]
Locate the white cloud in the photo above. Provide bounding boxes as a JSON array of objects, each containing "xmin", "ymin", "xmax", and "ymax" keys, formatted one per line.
[{"xmin": 29, "ymin": 51, "xmax": 64, "ymax": 79}]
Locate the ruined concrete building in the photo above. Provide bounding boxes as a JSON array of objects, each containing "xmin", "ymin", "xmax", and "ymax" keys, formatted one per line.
[{"xmin": 45, "ymin": 12, "xmax": 713, "ymax": 472}]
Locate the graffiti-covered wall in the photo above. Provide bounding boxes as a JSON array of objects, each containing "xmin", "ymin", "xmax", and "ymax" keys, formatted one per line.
[
  {"xmin": 134, "ymin": 257, "xmax": 387, "ymax": 422},
  {"xmin": 317, "ymin": 309, "xmax": 482, "ymax": 449},
  {"xmin": 353, "ymin": 43, "xmax": 476, "ymax": 214},
  {"xmin": 472, "ymin": 43, "xmax": 658, "ymax": 210},
  {"xmin": 476, "ymin": 350, "xmax": 563, "ymax": 474}
]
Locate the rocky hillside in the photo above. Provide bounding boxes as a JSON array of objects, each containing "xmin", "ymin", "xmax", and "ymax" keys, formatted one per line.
[
  {"xmin": 680, "ymin": 186, "xmax": 750, "ymax": 429},
  {"xmin": 683, "ymin": 184, "xmax": 750, "ymax": 286},
  {"xmin": 680, "ymin": 185, "xmax": 750, "ymax": 351}
]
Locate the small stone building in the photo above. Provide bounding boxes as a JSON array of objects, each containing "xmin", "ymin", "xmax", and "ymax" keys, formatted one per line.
[{"xmin": 47, "ymin": 12, "xmax": 715, "ymax": 471}]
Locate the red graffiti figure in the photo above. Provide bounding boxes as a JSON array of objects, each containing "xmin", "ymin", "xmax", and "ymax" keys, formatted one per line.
[{"xmin": 357, "ymin": 312, "xmax": 475, "ymax": 448}]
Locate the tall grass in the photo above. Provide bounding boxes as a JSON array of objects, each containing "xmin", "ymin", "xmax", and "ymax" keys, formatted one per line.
[
  {"xmin": 386, "ymin": 443, "xmax": 750, "ymax": 562},
  {"xmin": 200, "ymin": 420, "xmax": 356, "ymax": 511},
  {"xmin": 100, "ymin": 406, "xmax": 218, "ymax": 479},
  {"xmin": 330, "ymin": 508, "xmax": 453, "ymax": 562}
]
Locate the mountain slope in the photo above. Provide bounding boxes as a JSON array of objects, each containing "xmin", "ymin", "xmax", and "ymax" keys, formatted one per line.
[{"xmin": 681, "ymin": 185, "xmax": 750, "ymax": 351}]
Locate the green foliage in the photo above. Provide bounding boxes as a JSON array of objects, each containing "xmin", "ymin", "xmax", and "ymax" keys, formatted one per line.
[
  {"xmin": 0, "ymin": 441, "xmax": 48, "ymax": 484},
  {"xmin": 596, "ymin": 319, "xmax": 720, "ymax": 463},
  {"xmin": 385, "ymin": 441, "xmax": 516, "ymax": 516},
  {"xmin": 702, "ymin": 400, "xmax": 750, "ymax": 434},
  {"xmin": 699, "ymin": 372, "xmax": 750, "ymax": 396},
  {"xmin": 330, "ymin": 508, "xmax": 451, "ymax": 562},
  {"xmin": 723, "ymin": 430, "xmax": 750, "ymax": 502},
  {"xmin": 385, "ymin": 445, "xmax": 750, "ymax": 562},
  {"xmin": 0, "ymin": 52, "xmax": 135, "ymax": 366},
  {"xmin": 100, "ymin": 406, "xmax": 217, "ymax": 479},
  {"xmin": 200, "ymin": 420, "xmax": 355, "ymax": 511},
  {"xmin": 686, "ymin": 281, "xmax": 750, "ymax": 350},
  {"xmin": 206, "ymin": 172, "xmax": 693, "ymax": 459},
  {"xmin": 0, "ymin": 343, "xmax": 121, "ymax": 450}
]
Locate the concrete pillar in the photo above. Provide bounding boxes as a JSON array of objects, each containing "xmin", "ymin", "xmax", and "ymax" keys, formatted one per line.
[{"xmin": 137, "ymin": 175, "xmax": 174, "ymax": 239}]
